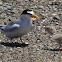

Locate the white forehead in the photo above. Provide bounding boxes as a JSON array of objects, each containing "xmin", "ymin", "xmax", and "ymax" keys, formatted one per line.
[{"xmin": 27, "ymin": 11, "xmax": 34, "ymax": 14}]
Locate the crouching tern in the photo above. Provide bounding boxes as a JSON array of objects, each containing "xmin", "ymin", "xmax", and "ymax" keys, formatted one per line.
[{"xmin": 0, "ymin": 9, "xmax": 39, "ymax": 45}]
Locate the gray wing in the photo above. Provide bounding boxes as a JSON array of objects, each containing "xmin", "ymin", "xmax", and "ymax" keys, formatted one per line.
[{"xmin": 4, "ymin": 21, "xmax": 20, "ymax": 32}]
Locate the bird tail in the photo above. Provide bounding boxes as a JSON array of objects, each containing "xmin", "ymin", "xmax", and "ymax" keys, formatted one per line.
[
  {"xmin": 0, "ymin": 25, "xmax": 5, "ymax": 27},
  {"xmin": 0, "ymin": 24, "xmax": 6, "ymax": 30}
]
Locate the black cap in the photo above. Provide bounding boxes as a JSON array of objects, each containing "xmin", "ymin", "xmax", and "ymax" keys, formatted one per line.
[{"xmin": 21, "ymin": 9, "xmax": 32, "ymax": 15}]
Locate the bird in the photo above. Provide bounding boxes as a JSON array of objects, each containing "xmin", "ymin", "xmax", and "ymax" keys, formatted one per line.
[
  {"xmin": 0, "ymin": 9, "xmax": 39, "ymax": 45},
  {"xmin": 51, "ymin": 33, "xmax": 62, "ymax": 50},
  {"xmin": 44, "ymin": 25, "xmax": 56, "ymax": 35}
]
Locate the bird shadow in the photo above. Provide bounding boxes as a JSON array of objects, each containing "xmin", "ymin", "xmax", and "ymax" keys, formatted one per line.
[
  {"xmin": 43, "ymin": 48, "xmax": 62, "ymax": 51},
  {"xmin": 0, "ymin": 42, "xmax": 62, "ymax": 51},
  {"xmin": 0, "ymin": 42, "xmax": 29, "ymax": 48}
]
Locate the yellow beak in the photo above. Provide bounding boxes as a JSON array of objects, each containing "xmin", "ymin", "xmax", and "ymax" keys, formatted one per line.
[{"xmin": 31, "ymin": 14, "xmax": 39, "ymax": 19}]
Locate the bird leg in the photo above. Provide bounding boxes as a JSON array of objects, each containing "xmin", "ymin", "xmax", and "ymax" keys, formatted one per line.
[
  {"xmin": 4, "ymin": 22, "xmax": 7, "ymax": 25},
  {"xmin": 9, "ymin": 38, "xmax": 14, "ymax": 43},
  {"xmin": 20, "ymin": 38, "xmax": 29, "ymax": 45},
  {"xmin": 4, "ymin": 37, "xmax": 13, "ymax": 43},
  {"xmin": 9, "ymin": 19, "xmax": 12, "ymax": 21}
]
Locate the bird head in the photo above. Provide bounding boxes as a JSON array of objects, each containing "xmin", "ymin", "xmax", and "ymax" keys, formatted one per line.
[{"xmin": 21, "ymin": 9, "xmax": 39, "ymax": 19}]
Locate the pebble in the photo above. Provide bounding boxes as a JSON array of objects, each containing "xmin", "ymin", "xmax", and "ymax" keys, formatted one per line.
[
  {"xmin": 7, "ymin": 6, "xmax": 11, "ymax": 9},
  {"xmin": 38, "ymin": 6, "xmax": 44, "ymax": 9},
  {"xmin": 0, "ymin": 60, "xmax": 2, "ymax": 62},
  {"xmin": 33, "ymin": 45, "xmax": 37, "ymax": 48},
  {"xmin": 3, "ymin": 7, "xmax": 7, "ymax": 10},
  {"xmin": 53, "ymin": 16, "xmax": 60, "ymax": 20},
  {"xmin": 9, "ymin": 48, "xmax": 13, "ymax": 51},
  {"xmin": 0, "ymin": 8, "xmax": 3, "ymax": 13},
  {"xmin": 52, "ymin": 13, "xmax": 57, "ymax": 16},
  {"xmin": 0, "ymin": 39, "xmax": 1, "ymax": 42},
  {"xmin": 37, "ymin": 26, "xmax": 41, "ymax": 30},
  {"xmin": 0, "ymin": 0, "xmax": 2, "ymax": 5},
  {"xmin": 1, "ymin": 13, "xmax": 6, "ymax": 18}
]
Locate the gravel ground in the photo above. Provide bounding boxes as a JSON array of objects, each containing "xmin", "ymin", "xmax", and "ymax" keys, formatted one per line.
[{"xmin": 0, "ymin": 0, "xmax": 62, "ymax": 62}]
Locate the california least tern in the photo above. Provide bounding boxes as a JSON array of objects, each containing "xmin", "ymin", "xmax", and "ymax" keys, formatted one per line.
[
  {"xmin": 0, "ymin": 9, "xmax": 39, "ymax": 45},
  {"xmin": 52, "ymin": 34, "xmax": 62, "ymax": 50}
]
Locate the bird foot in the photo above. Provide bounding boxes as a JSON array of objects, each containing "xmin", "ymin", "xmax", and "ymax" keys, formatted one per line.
[{"xmin": 21, "ymin": 42, "xmax": 29, "ymax": 46}]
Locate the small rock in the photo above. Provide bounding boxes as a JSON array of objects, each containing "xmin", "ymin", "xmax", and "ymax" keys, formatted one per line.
[
  {"xmin": 37, "ymin": 26, "xmax": 41, "ymax": 30},
  {"xmin": 7, "ymin": 5, "xmax": 11, "ymax": 9},
  {"xmin": 38, "ymin": 6, "xmax": 44, "ymax": 9},
  {"xmin": 3, "ymin": 7, "xmax": 7, "ymax": 10},
  {"xmin": 9, "ymin": 48, "xmax": 13, "ymax": 51},
  {"xmin": 53, "ymin": 16, "xmax": 60, "ymax": 20},
  {"xmin": 52, "ymin": 13, "xmax": 57, "ymax": 16},
  {"xmin": 0, "ymin": 0, "xmax": 2, "ymax": 5},
  {"xmin": 0, "ymin": 39, "xmax": 1, "ymax": 42},
  {"xmin": 0, "ymin": 8, "xmax": 3, "ymax": 12},
  {"xmin": 1, "ymin": 13, "xmax": 6, "ymax": 17},
  {"xmin": 42, "ymin": 14, "xmax": 46, "ymax": 17},
  {"xmin": 0, "ymin": 60, "xmax": 2, "ymax": 62},
  {"xmin": 33, "ymin": 45, "xmax": 37, "ymax": 48}
]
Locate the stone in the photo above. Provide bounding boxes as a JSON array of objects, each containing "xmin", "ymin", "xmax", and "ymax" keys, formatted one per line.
[
  {"xmin": 0, "ymin": 0, "xmax": 2, "ymax": 5},
  {"xmin": 1, "ymin": 13, "xmax": 6, "ymax": 17},
  {"xmin": 0, "ymin": 60, "xmax": 2, "ymax": 62},
  {"xmin": 53, "ymin": 16, "xmax": 60, "ymax": 20}
]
